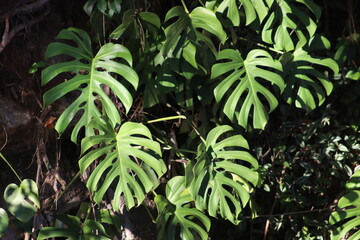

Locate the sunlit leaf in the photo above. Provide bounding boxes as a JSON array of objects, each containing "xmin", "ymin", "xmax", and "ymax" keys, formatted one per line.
[
  {"xmin": 79, "ymin": 117, "xmax": 166, "ymax": 211},
  {"xmin": 330, "ymin": 170, "xmax": 360, "ymax": 240},
  {"xmin": 211, "ymin": 49, "xmax": 284, "ymax": 129},
  {"xmin": 42, "ymin": 27, "xmax": 138, "ymax": 142},
  {"xmin": 155, "ymin": 176, "xmax": 211, "ymax": 240},
  {"xmin": 0, "ymin": 208, "xmax": 8, "ymax": 238},
  {"xmin": 282, "ymin": 36, "xmax": 339, "ymax": 111},
  {"xmin": 261, "ymin": 0, "xmax": 321, "ymax": 51},
  {"xmin": 189, "ymin": 125, "xmax": 259, "ymax": 224},
  {"xmin": 3, "ymin": 179, "xmax": 40, "ymax": 223},
  {"xmin": 163, "ymin": 6, "xmax": 226, "ymax": 67},
  {"xmin": 37, "ymin": 214, "xmax": 110, "ymax": 240}
]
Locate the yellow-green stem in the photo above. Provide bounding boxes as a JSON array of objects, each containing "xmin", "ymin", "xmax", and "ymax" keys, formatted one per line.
[
  {"xmin": 181, "ymin": 0, "xmax": 189, "ymax": 13},
  {"xmin": 0, "ymin": 152, "xmax": 21, "ymax": 182}
]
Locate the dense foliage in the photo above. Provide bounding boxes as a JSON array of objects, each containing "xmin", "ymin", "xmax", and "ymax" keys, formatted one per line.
[{"xmin": 0, "ymin": 0, "xmax": 359, "ymax": 239}]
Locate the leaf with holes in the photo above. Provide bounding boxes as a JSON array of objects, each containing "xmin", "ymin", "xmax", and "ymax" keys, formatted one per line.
[
  {"xmin": 42, "ymin": 27, "xmax": 138, "ymax": 142},
  {"xmin": 37, "ymin": 214, "xmax": 110, "ymax": 240},
  {"xmin": 211, "ymin": 49, "xmax": 284, "ymax": 129},
  {"xmin": 163, "ymin": 6, "xmax": 226, "ymax": 68},
  {"xmin": 282, "ymin": 36, "xmax": 339, "ymax": 111},
  {"xmin": 214, "ymin": 0, "xmax": 257, "ymax": 26},
  {"xmin": 329, "ymin": 170, "xmax": 360, "ymax": 240},
  {"xmin": 189, "ymin": 125, "xmax": 259, "ymax": 224},
  {"xmin": 206, "ymin": 0, "xmax": 271, "ymax": 23},
  {"xmin": 261, "ymin": 0, "xmax": 321, "ymax": 51},
  {"xmin": 155, "ymin": 176, "xmax": 211, "ymax": 240},
  {"xmin": 79, "ymin": 118, "xmax": 166, "ymax": 211},
  {"xmin": 0, "ymin": 208, "xmax": 8, "ymax": 238}
]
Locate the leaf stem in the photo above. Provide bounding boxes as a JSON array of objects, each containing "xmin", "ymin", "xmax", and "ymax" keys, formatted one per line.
[
  {"xmin": 0, "ymin": 152, "xmax": 22, "ymax": 182},
  {"xmin": 146, "ymin": 115, "xmax": 186, "ymax": 124},
  {"xmin": 144, "ymin": 204, "xmax": 156, "ymax": 223},
  {"xmin": 55, "ymin": 171, "xmax": 81, "ymax": 203},
  {"xmin": 181, "ymin": 0, "xmax": 189, "ymax": 13},
  {"xmin": 197, "ymin": 0, "xmax": 205, "ymax": 7},
  {"xmin": 239, "ymin": 37, "xmax": 284, "ymax": 55},
  {"xmin": 190, "ymin": 121, "xmax": 206, "ymax": 144},
  {"xmin": 165, "ymin": 103, "xmax": 206, "ymax": 144}
]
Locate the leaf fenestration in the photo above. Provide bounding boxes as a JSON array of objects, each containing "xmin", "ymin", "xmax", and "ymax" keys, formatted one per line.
[
  {"xmin": 212, "ymin": 49, "xmax": 284, "ymax": 129},
  {"xmin": 189, "ymin": 125, "xmax": 259, "ymax": 224},
  {"xmin": 329, "ymin": 170, "xmax": 360, "ymax": 240},
  {"xmin": 79, "ymin": 118, "xmax": 166, "ymax": 211},
  {"xmin": 42, "ymin": 28, "xmax": 138, "ymax": 142},
  {"xmin": 261, "ymin": 0, "xmax": 321, "ymax": 51},
  {"xmin": 156, "ymin": 176, "xmax": 211, "ymax": 240},
  {"xmin": 282, "ymin": 36, "xmax": 339, "ymax": 111}
]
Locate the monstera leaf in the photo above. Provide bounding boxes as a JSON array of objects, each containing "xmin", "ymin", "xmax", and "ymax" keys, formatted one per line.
[
  {"xmin": 42, "ymin": 27, "xmax": 138, "ymax": 142},
  {"xmin": 334, "ymin": 33, "xmax": 360, "ymax": 81},
  {"xmin": 155, "ymin": 176, "xmax": 211, "ymax": 240},
  {"xmin": 189, "ymin": 125, "xmax": 259, "ymax": 224},
  {"xmin": 282, "ymin": 37, "xmax": 339, "ymax": 111},
  {"xmin": 0, "ymin": 208, "xmax": 8, "ymax": 238},
  {"xmin": 79, "ymin": 117, "xmax": 166, "ymax": 211},
  {"xmin": 209, "ymin": 0, "xmax": 257, "ymax": 26},
  {"xmin": 163, "ymin": 6, "xmax": 226, "ymax": 68},
  {"xmin": 206, "ymin": 0, "xmax": 271, "ymax": 24},
  {"xmin": 110, "ymin": 10, "xmax": 161, "ymax": 41},
  {"xmin": 261, "ymin": 0, "xmax": 321, "ymax": 51},
  {"xmin": 38, "ymin": 214, "xmax": 110, "ymax": 240},
  {"xmin": 329, "ymin": 170, "xmax": 360, "ymax": 240},
  {"xmin": 211, "ymin": 49, "xmax": 284, "ymax": 129}
]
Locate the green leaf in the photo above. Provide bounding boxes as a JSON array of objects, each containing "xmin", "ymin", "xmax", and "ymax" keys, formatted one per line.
[
  {"xmin": 346, "ymin": 68, "xmax": 360, "ymax": 81},
  {"xmin": 189, "ymin": 7, "xmax": 227, "ymax": 43},
  {"xmin": 79, "ymin": 118, "xmax": 166, "ymax": 211},
  {"xmin": 96, "ymin": 209, "xmax": 122, "ymax": 228},
  {"xmin": 261, "ymin": 0, "xmax": 321, "ymax": 51},
  {"xmin": 157, "ymin": 5, "xmax": 224, "ymax": 105},
  {"xmin": 42, "ymin": 27, "xmax": 138, "ymax": 142},
  {"xmin": 330, "ymin": 170, "xmax": 360, "ymax": 240},
  {"xmin": 139, "ymin": 12, "xmax": 161, "ymax": 35},
  {"xmin": 217, "ymin": 0, "xmax": 257, "ymax": 26},
  {"xmin": 109, "ymin": 9, "xmax": 136, "ymax": 39},
  {"xmin": 163, "ymin": 6, "xmax": 226, "ymax": 67},
  {"xmin": 97, "ymin": 0, "xmax": 107, "ymax": 14},
  {"xmin": 347, "ymin": 169, "xmax": 360, "ymax": 192},
  {"xmin": 0, "ymin": 208, "xmax": 8, "ymax": 238},
  {"xmin": 282, "ymin": 37, "xmax": 339, "ymax": 111},
  {"xmin": 84, "ymin": 0, "xmax": 97, "ymax": 16},
  {"xmin": 211, "ymin": 49, "xmax": 284, "ymax": 129},
  {"xmin": 251, "ymin": 0, "xmax": 272, "ymax": 22},
  {"xmin": 28, "ymin": 61, "xmax": 46, "ymax": 74},
  {"xmin": 37, "ymin": 214, "xmax": 110, "ymax": 240},
  {"xmin": 189, "ymin": 125, "xmax": 259, "ymax": 224},
  {"xmin": 155, "ymin": 176, "xmax": 211, "ymax": 240},
  {"xmin": 334, "ymin": 33, "xmax": 359, "ymax": 67},
  {"xmin": 4, "ymin": 179, "xmax": 40, "ymax": 223}
]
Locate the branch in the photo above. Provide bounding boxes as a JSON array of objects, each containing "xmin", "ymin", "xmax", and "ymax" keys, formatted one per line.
[
  {"xmin": 0, "ymin": 17, "xmax": 10, "ymax": 53},
  {"xmin": 0, "ymin": 5, "xmax": 49, "ymax": 54},
  {"xmin": 0, "ymin": 0, "xmax": 51, "ymax": 21}
]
